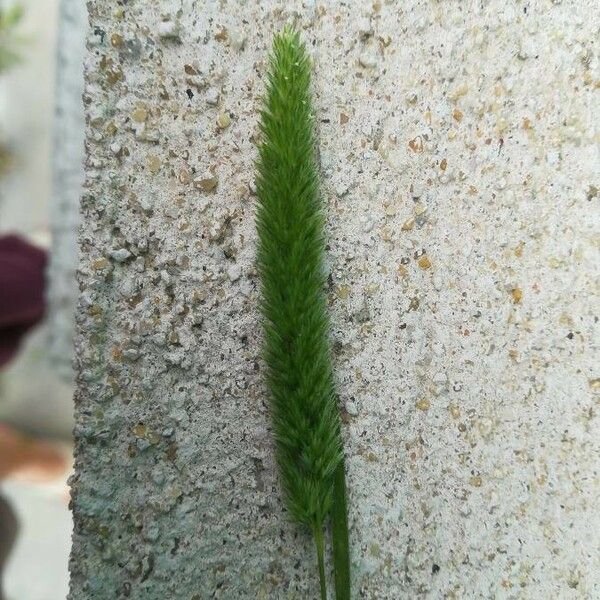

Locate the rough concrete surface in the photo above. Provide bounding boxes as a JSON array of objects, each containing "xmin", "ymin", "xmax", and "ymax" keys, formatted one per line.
[{"xmin": 71, "ymin": 1, "xmax": 599, "ymax": 599}]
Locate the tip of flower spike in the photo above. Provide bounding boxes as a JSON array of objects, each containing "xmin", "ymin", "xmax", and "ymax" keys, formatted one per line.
[
  {"xmin": 276, "ymin": 25, "xmax": 301, "ymax": 49},
  {"xmin": 281, "ymin": 24, "xmax": 298, "ymax": 37}
]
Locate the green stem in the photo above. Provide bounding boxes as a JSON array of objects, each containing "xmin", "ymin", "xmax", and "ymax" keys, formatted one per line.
[
  {"xmin": 313, "ymin": 525, "xmax": 328, "ymax": 600},
  {"xmin": 331, "ymin": 460, "xmax": 351, "ymax": 600}
]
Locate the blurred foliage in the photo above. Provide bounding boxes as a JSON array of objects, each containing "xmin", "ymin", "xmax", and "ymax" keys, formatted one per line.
[
  {"xmin": 0, "ymin": 4, "xmax": 24, "ymax": 177},
  {"xmin": 0, "ymin": 4, "xmax": 24, "ymax": 72},
  {"xmin": 0, "ymin": 142, "xmax": 12, "ymax": 177}
]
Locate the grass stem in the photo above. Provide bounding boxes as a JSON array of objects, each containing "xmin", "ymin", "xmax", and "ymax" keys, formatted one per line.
[{"xmin": 313, "ymin": 525, "xmax": 328, "ymax": 600}]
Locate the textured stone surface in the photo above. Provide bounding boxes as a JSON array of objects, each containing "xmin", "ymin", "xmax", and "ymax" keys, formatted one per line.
[{"xmin": 71, "ymin": 2, "xmax": 599, "ymax": 599}]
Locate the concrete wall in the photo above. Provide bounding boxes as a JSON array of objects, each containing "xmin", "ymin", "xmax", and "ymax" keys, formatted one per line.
[
  {"xmin": 70, "ymin": 1, "xmax": 600, "ymax": 598},
  {"xmin": 47, "ymin": 0, "xmax": 86, "ymax": 379}
]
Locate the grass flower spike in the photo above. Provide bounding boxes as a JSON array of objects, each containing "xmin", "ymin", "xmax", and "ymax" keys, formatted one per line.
[{"xmin": 255, "ymin": 28, "xmax": 350, "ymax": 599}]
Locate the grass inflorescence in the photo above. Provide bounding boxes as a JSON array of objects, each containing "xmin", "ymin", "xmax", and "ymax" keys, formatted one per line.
[{"xmin": 255, "ymin": 27, "xmax": 350, "ymax": 600}]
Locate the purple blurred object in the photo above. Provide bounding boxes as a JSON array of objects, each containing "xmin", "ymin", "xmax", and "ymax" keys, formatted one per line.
[{"xmin": 0, "ymin": 234, "xmax": 47, "ymax": 368}]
